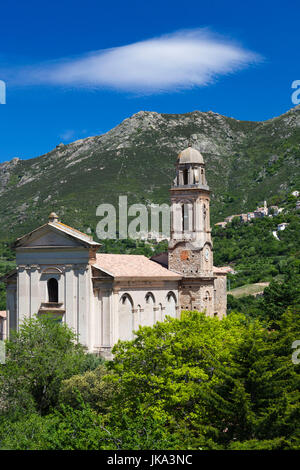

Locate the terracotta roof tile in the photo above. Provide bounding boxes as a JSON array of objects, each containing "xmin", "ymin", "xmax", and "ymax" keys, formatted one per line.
[{"xmin": 93, "ymin": 254, "xmax": 181, "ymax": 279}]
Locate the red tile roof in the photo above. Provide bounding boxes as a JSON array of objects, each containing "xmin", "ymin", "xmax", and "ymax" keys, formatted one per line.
[{"xmin": 93, "ymin": 254, "xmax": 181, "ymax": 280}]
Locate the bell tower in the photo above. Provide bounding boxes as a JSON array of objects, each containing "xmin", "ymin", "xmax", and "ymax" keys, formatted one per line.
[{"xmin": 168, "ymin": 146, "xmax": 215, "ymax": 315}]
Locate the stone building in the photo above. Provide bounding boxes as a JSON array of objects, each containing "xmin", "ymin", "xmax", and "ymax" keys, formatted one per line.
[
  {"xmin": 1, "ymin": 147, "xmax": 227, "ymax": 357},
  {"xmin": 166, "ymin": 146, "xmax": 227, "ymax": 316}
]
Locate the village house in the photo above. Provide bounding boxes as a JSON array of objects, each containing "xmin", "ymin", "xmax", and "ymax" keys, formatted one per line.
[
  {"xmin": 268, "ymin": 205, "xmax": 279, "ymax": 216},
  {"xmin": 238, "ymin": 214, "xmax": 248, "ymax": 223},
  {"xmin": 214, "ymin": 221, "xmax": 227, "ymax": 228},
  {"xmin": 224, "ymin": 215, "xmax": 237, "ymax": 223},
  {"xmin": 216, "ymin": 199, "xmax": 286, "ymax": 228},
  {"xmin": 277, "ymin": 223, "xmax": 289, "ymax": 231}
]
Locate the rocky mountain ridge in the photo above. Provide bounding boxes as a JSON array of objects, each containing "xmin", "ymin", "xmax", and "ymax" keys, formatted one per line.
[{"xmin": 0, "ymin": 106, "xmax": 300, "ymax": 240}]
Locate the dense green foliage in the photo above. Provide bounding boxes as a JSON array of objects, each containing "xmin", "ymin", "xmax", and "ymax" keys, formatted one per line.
[
  {"xmin": 0, "ymin": 304, "xmax": 299, "ymax": 450},
  {"xmin": 0, "ymin": 316, "xmax": 98, "ymax": 415},
  {"xmin": 227, "ymin": 260, "xmax": 300, "ymax": 327}
]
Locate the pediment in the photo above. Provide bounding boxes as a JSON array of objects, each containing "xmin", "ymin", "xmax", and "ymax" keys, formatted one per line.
[{"xmin": 18, "ymin": 226, "xmax": 85, "ymax": 248}]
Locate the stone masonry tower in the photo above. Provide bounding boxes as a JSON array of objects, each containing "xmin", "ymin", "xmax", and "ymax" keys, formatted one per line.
[{"xmin": 168, "ymin": 146, "xmax": 216, "ymax": 315}]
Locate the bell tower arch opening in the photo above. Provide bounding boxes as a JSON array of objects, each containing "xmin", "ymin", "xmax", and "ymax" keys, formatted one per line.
[{"xmin": 183, "ymin": 168, "xmax": 189, "ymax": 185}]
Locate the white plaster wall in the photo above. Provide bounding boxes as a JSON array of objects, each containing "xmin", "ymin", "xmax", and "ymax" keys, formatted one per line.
[
  {"xmin": 115, "ymin": 283, "xmax": 179, "ymax": 342},
  {"xmin": 14, "ymin": 247, "xmax": 94, "ymax": 350}
]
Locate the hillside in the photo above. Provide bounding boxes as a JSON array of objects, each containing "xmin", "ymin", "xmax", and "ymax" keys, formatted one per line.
[
  {"xmin": 213, "ymin": 197, "xmax": 300, "ymax": 285},
  {"xmin": 1, "ymin": 106, "xmax": 300, "ymax": 241}
]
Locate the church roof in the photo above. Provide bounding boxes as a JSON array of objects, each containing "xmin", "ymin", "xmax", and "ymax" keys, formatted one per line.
[
  {"xmin": 14, "ymin": 217, "xmax": 100, "ymax": 248},
  {"xmin": 93, "ymin": 253, "xmax": 181, "ymax": 280},
  {"xmin": 178, "ymin": 147, "xmax": 204, "ymax": 164},
  {"xmin": 48, "ymin": 221, "xmax": 100, "ymax": 246}
]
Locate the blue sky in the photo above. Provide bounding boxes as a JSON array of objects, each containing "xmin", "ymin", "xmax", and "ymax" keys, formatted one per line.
[{"xmin": 0, "ymin": 0, "xmax": 299, "ymax": 163}]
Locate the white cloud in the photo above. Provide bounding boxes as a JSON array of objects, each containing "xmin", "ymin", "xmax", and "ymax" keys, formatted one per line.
[
  {"xmin": 7, "ymin": 29, "xmax": 261, "ymax": 93},
  {"xmin": 59, "ymin": 129, "xmax": 75, "ymax": 141}
]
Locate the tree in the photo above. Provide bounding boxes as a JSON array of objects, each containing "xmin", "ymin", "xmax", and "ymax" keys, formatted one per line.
[
  {"xmin": 0, "ymin": 315, "xmax": 89, "ymax": 415},
  {"xmin": 0, "ymin": 402, "xmax": 182, "ymax": 450},
  {"xmin": 59, "ymin": 364, "xmax": 116, "ymax": 414},
  {"xmin": 108, "ymin": 310, "xmax": 300, "ymax": 449},
  {"xmin": 109, "ymin": 311, "xmax": 248, "ymax": 449},
  {"xmin": 0, "ymin": 310, "xmax": 299, "ymax": 450},
  {"xmin": 262, "ymin": 272, "xmax": 300, "ymax": 325},
  {"xmin": 219, "ymin": 307, "xmax": 300, "ymax": 449}
]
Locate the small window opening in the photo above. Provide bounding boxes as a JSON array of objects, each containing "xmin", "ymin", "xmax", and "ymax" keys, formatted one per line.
[
  {"xmin": 47, "ymin": 278, "xmax": 58, "ymax": 303},
  {"xmin": 183, "ymin": 169, "xmax": 188, "ymax": 185}
]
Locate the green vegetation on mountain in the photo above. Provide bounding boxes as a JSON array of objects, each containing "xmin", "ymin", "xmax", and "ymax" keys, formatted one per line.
[{"xmin": 1, "ymin": 106, "xmax": 300, "ymax": 242}]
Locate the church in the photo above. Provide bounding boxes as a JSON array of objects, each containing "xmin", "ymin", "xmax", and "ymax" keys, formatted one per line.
[{"xmin": 1, "ymin": 147, "xmax": 227, "ymax": 358}]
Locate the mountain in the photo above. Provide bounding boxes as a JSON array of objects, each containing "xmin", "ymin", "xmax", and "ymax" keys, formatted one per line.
[{"xmin": 1, "ymin": 106, "xmax": 300, "ymax": 241}]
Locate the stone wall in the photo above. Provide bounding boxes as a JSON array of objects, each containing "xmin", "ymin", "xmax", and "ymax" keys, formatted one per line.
[{"xmin": 213, "ymin": 274, "xmax": 227, "ymax": 318}]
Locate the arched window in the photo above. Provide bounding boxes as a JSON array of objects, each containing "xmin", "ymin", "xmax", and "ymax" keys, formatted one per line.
[
  {"xmin": 120, "ymin": 293, "xmax": 133, "ymax": 308},
  {"xmin": 119, "ymin": 293, "xmax": 134, "ymax": 341},
  {"xmin": 167, "ymin": 291, "xmax": 177, "ymax": 303},
  {"xmin": 203, "ymin": 204, "xmax": 207, "ymax": 230},
  {"xmin": 142, "ymin": 292, "xmax": 155, "ymax": 327},
  {"xmin": 166, "ymin": 292, "xmax": 177, "ymax": 318},
  {"xmin": 182, "ymin": 203, "xmax": 192, "ymax": 232},
  {"xmin": 47, "ymin": 278, "xmax": 58, "ymax": 303},
  {"xmin": 204, "ymin": 291, "xmax": 210, "ymax": 301},
  {"xmin": 145, "ymin": 292, "xmax": 155, "ymax": 304},
  {"xmin": 182, "ymin": 204, "xmax": 186, "ymax": 231}
]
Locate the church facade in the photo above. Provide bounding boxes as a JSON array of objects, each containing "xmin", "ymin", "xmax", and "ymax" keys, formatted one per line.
[{"xmin": 2, "ymin": 147, "xmax": 227, "ymax": 357}]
